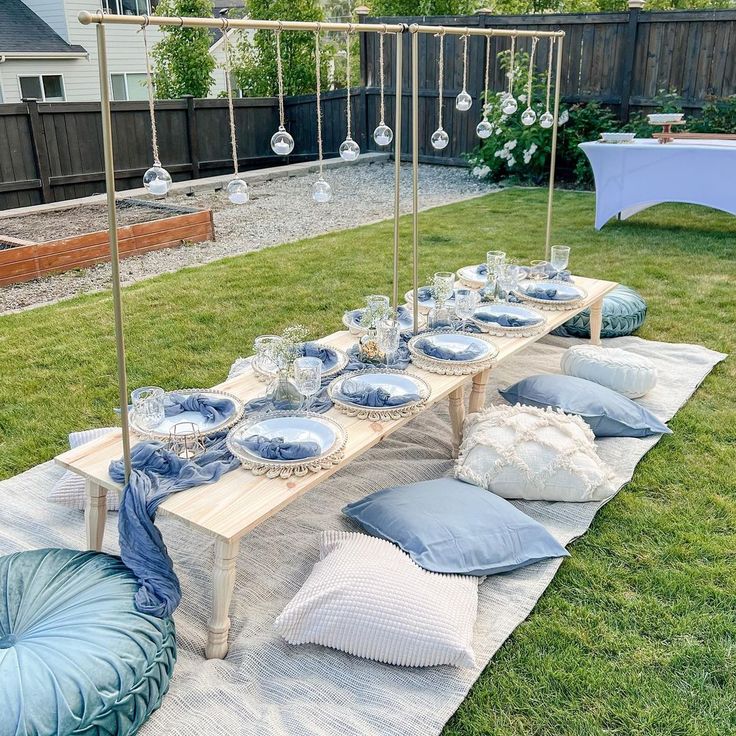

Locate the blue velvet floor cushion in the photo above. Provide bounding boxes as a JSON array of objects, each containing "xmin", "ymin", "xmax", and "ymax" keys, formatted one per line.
[
  {"xmin": 500, "ymin": 374, "xmax": 671, "ymax": 438},
  {"xmin": 0, "ymin": 548, "xmax": 176, "ymax": 736},
  {"xmin": 343, "ymin": 478, "xmax": 569, "ymax": 576},
  {"xmin": 552, "ymin": 284, "xmax": 647, "ymax": 338}
]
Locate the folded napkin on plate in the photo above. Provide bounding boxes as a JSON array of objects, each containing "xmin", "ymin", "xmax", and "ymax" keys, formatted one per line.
[
  {"xmin": 239, "ymin": 434, "xmax": 321, "ymax": 461},
  {"xmin": 523, "ymin": 286, "xmax": 560, "ymax": 300},
  {"xmin": 476, "ymin": 263, "xmax": 488, "ymax": 276},
  {"xmin": 475, "ymin": 311, "xmax": 538, "ymax": 328},
  {"xmin": 164, "ymin": 393, "xmax": 233, "ymax": 424},
  {"xmin": 416, "ymin": 287, "xmax": 455, "ymax": 303},
  {"xmin": 539, "ymin": 263, "xmax": 572, "ymax": 281},
  {"xmin": 336, "ymin": 380, "xmax": 419, "ymax": 407},
  {"xmin": 300, "ymin": 342, "xmax": 336, "ymax": 368},
  {"xmin": 417, "ymin": 339, "xmax": 485, "ymax": 362}
]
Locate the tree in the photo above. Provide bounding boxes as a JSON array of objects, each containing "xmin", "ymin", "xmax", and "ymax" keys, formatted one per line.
[
  {"xmin": 369, "ymin": 0, "xmax": 477, "ymax": 14},
  {"xmin": 152, "ymin": 0, "xmax": 216, "ymax": 99},
  {"xmin": 232, "ymin": 0, "xmax": 327, "ymax": 97}
]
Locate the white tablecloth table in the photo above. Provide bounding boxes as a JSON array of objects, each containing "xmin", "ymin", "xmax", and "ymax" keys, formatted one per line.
[{"xmin": 579, "ymin": 138, "xmax": 736, "ymax": 229}]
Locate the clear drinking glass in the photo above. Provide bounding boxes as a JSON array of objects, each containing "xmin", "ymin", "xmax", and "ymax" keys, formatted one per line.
[
  {"xmin": 529, "ymin": 260, "xmax": 550, "ymax": 280},
  {"xmin": 377, "ymin": 318, "xmax": 401, "ymax": 366},
  {"xmin": 131, "ymin": 386, "xmax": 165, "ymax": 431},
  {"xmin": 293, "ymin": 356, "xmax": 322, "ymax": 411},
  {"xmin": 365, "ymin": 294, "xmax": 391, "ymax": 331},
  {"xmin": 550, "ymin": 245, "xmax": 571, "ymax": 273},
  {"xmin": 454, "ymin": 288, "xmax": 478, "ymax": 329},
  {"xmin": 433, "ymin": 272, "xmax": 455, "ymax": 307},
  {"xmin": 254, "ymin": 334, "xmax": 281, "ymax": 371},
  {"xmin": 486, "ymin": 251, "xmax": 506, "ymax": 301}
]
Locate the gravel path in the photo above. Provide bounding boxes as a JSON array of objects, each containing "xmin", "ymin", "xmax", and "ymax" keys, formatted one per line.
[{"xmin": 0, "ymin": 162, "xmax": 494, "ymax": 314}]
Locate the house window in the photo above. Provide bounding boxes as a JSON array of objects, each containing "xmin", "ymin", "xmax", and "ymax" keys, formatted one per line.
[
  {"xmin": 104, "ymin": 0, "xmax": 152, "ymax": 14},
  {"xmin": 19, "ymin": 75, "xmax": 66, "ymax": 102},
  {"xmin": 111, "ymin": 73, "xmax": 148, "ymax": 101}
]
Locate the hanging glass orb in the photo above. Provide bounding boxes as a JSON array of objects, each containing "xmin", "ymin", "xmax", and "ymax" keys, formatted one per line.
[
  {"xmin": 312, "ymin": 177, "xmax": 332, "ymax": 203},
  {"xmin": 558, "ymin": 109, "xmax": 570, "ymax": 125},
  {"xmin": 142, "ymin": 162, "xmax": 172, "ymax": 198},
  {"xmin": 455, "ymin": 90, "xmax": 473, "ymax": 112},
  {"xmin": 539, "ymin": 111, "xmax": 554, "ymax": 129},
  {"xmin": 339, "ymin": 137, "xmax": 360, "ymax": 162},
  {"xmin": 226, "ymin": 177, "xmax": 249, "ymax": 205},
  {"xmin": 476, "ymin": 119, "xmax": 493, "ymax": 139},
  {"xmin": 521, "ymin": 107, "xmax": 537, "ymax": 126},
  {"xmin": 430, "ymin": 127, "xmax": 449, "ymax": 151},
  {"xmin": 501, "ymin": 95, "xmax": 518, "ymax": 115},
  {"xmin": 270, "ymin": 126, "xmax": 295, "ymax": 156},
  {"xmin": 373, "ymin": 124, "xmax": 394, "ymax": 147}
]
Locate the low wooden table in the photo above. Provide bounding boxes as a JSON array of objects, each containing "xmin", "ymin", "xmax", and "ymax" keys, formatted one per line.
[{"xmin": 55, "ymin": 275, "xmax": 617, "ymax": 659}]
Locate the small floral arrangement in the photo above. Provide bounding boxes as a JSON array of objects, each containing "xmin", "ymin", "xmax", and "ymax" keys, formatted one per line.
[{"xmin": 270, "ymin": 324, "xmax": 308, "ymax": 370}]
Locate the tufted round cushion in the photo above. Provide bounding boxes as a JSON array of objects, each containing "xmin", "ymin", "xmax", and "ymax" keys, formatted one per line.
[
  {"xmin": 561, "ymin": 345, "xmax": 658, "ymax": 399},
  {"xmin": 455, "ymin": 404, "xmax": 614, "ymax": 502},
  {"xmin": 0, "ymin": 548, "xmax": 176, "ymax": 736},
  {"xmin": 552, "ymin": 285, "xmax": 647, "ymax": 338}
]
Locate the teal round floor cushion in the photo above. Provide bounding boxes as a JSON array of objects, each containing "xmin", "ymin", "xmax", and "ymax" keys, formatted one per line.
[
  {"xmin": 0, "ymin": 548, "xmax": 176, "ymax": 736},
  {"xmin": 552, "ymin": 285, "xmax": 647, "ymax": 338}
]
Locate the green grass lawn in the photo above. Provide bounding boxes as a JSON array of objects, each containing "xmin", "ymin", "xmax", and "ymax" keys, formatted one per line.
[{"xmin": 1, "ymin": 188, "xmax": 734, "ymax": 734}]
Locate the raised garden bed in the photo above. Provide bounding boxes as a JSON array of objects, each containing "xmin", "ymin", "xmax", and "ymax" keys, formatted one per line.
[{"xmin": 0, "ymin": 199, "xmax": 215, "ymax": 286}]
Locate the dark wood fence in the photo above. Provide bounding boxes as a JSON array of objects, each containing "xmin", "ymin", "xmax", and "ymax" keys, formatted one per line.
[
  {"xmin": 0, "ymin": 90, "xmax": 361, "ymax": 211},
  {"xmin": 359, "ymin": 8, "xmax": 736, "ymax": 164}
]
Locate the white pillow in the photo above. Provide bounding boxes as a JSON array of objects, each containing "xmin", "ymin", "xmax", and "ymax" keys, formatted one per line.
[
  {"xmin": 274, "ymin": 531, "xmax": 479, "ymax": 668},
  {"xmin": 455, "ymin": 404, "xmax": 614, "ymax": 502},
  {"xmin": 48, "ymin": 428, "xmax": 120, "ymax": 511},
  {"xmin": 561, "ymin": 345, "xmax": 657, "ymax": 399}
]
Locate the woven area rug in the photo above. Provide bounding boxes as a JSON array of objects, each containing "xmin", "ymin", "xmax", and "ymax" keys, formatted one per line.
[{"xmin": 0, "ymin": 336, "xmax": 725, "ymax": 736}]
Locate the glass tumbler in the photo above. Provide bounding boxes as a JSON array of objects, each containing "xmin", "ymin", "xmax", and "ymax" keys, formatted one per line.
[
  {"xmin": 377, "ymin": 318, "xmax": 401, "ymax": 366},
  {"xmin": 131, "ymin": 386, "xmax": 165, "ymax": 431}
]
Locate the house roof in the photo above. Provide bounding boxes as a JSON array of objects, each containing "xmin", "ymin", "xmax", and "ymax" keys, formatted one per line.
[{"xmin": 0, "ymin": 0, "xmax": 87, "ymax": 55}]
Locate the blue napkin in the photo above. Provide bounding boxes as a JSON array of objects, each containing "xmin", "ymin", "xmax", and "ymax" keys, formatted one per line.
[
  {"xmin": 539, "ymin": 263, "xmax": 572, "ymax": 281},
  {"xmin": 300, "ymin": 342, "xmax": 337, "ymax": 369},
  {"xmin": 417, "ymin": 338, "xmax": 485, "ymax": 362},
  {"xmin": 523, "ymin": 285, "xmax": 560, "ymax": 300},
  {"xmin": 416, "ymin": 287, "xmax": 455, "ymax": 303},
  {"xmin": 164, "ymin": 393, "xmax": 233, "ymax": 424},
  {"xmin": 475, "ymin": 311, "xmax": 538, "ymax": 327},
  {"xmin": 239, "ymin": 434, "xmax": 320, "ymax": 461},
  {"xmin": 336, "ymin": 379, "xmax": 419, "ymax": 407},
  {"xmin": 110, "ymin": 436, "xmax": 240, "ymax": 618},
  {"xmin": 476, "ymin": 263, "xmax": 488, "ymax": 276}
]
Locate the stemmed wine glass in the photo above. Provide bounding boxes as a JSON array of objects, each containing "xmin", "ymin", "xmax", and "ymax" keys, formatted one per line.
[
  {"xmin": 550, "ymin": 245, "xmax": 571, "ymax": 275},
  {"xmin": 293, "ymin": 357, "xmax": 322, "ymax": 412},
  {"xmin": 377, "ymin": 318, "xmax": 401, "ymax": 366},
  {"xmin": 454, "ymin": 288, "xmax": 479, "ymax": 330},
  {"xmin": 428, "ymin": 272, "xmax": 455, "ymax": 329}
]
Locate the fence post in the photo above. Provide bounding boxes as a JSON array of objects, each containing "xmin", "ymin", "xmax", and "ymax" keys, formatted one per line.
[
  {"xmin": 184, "ymin": 95, "xmax": 200, "ymax": 180},
  {"xmin": 619, "ymin": 0, "xmax": 644, "ymax": 122},
  {"xmin": 24, "ymin": 98, "xmax": 53, "ymax": 203}
]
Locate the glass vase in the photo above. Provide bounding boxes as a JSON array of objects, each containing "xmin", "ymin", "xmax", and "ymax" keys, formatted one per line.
[{"xmin": 267, "ymin": 368, "xmax": 303, "ymax": 411}]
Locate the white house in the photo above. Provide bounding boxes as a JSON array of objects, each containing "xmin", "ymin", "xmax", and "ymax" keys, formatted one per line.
[{"xmin": 0, "ymin": 0, "xmax": 235, "ymax": 103}]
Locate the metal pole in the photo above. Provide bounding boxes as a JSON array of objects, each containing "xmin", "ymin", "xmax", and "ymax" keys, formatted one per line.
[
  {"xmin": 392, "ymin": 31, "xmax": 403, "ymax": 311},
  {"xmin": 545, "ymin": 34, "xmax": 564, "ymax": 260},
  {"xmin": 97, "ymin": 23, "xmax": 132, "ymax": 478},
  {"xmin": 411, "ymin": 30, "xmax": 419, "ymax": 335}
]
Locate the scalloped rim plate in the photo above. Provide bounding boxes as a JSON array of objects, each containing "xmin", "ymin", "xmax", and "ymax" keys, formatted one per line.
[{"xmin": 252, "ymin": 343, "xmax": 349, "ymax": 382}]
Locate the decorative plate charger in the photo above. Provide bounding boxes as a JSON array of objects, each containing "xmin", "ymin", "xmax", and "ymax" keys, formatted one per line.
[
  {"xmin": 404, "ymin": 286, "xmax": 459, "ymax": 314},
  {"xmin": 129, "ymin": 389, "xmax": 245, "ymax": 441},
  {"xmin": 342, "ymin": 305, "xmax": 414, "ymax": 336},
  {"xmin": 327, "ymin": 369, "xmax": 431, "ymax": 421},
  {"xmin": 513, "ymin": 279, "xmax": 587, "ymax": 311},
  {"xmin": 408, "ymin": 330, "xmax": 498, "ymax": 376},
  {"xmin": 252, "ymin": 342, "xmax": 348, "ymax": 382},
  {"xmin": 227, "ymin": 412, "xmax": 347, "ymax": 478},
  {"xmin": 456, "ymin": 264, "xmax": 488, "ymax": 289},
  {"xmin": 470, "ymin": 302, "xmax": 547, "ymax": 337}
]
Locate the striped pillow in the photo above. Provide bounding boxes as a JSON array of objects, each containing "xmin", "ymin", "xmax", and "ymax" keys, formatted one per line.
[{"xmin": 274, "ymin": 531, "xmax": 478, "ymax": 668}]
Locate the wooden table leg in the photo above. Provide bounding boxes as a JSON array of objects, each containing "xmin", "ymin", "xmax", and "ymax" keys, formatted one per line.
[
  {"xmin": 206, "ymin": 537, "xmax": 240, "ymax": 660},
  {"xmin": 469, "ymin": 368, "xmax": 491, "ymax": 415},
  {"xmin": 85, "ymin": 480, "xmax": 108, "ymax": 552},
  {"xmin": 589, "ymin": 296, "xmax": 604, "ymax": 346},
  {"xmin": 448, "ymin": 386, "xmax": 465, "ymax": 458}
]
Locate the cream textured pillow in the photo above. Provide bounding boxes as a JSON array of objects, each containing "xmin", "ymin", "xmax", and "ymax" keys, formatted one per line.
[
  {"xmin": 274, "ymin": 531, "xmax": 479, "ymax": 668},
  {"xmin": 561, "ymin": 345, "xmax": 657, "ymax": 398},
  {"xmin": 455, "ymin": 404, "xmax": 614, "ymax": 502},
  {"xmin": 48, "ymin": 428, "xmax": 120, "ymax": 511}
]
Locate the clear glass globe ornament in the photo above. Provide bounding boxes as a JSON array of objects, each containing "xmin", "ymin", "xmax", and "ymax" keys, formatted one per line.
[
  {"xmin": 270, "ymin": 126, "xmax": 294, "ymax": 156},
  {"xmin": 226, "ymin": 177, "xmax": 249, "ymax": 205},
  {"xmin": 339, "ymin": 137, "xmax": 360, "ymax": 162},
  {"xmin": 558, "ymin": 109, "xmax": 570, "ymax": 125},
  {"xmin": 539, "ymin": 111, "xmax": 554, "ymax": 129},
  {"xmin": 312, "ymin": 176, "xmax": 332, "ymax": 203},
  {"xmin": 430, "ymin": 127, "xmax": 450, "ymax": 151},
  {"xmin": 476, "ymin": 119, "xmax": 493, "ymax": 139},
  {"xmin": 501, "ymin": 95, "xmax": 518, "ymax": 115},
  {"xmin": 373, "ymin": 123, "xmax": 394, "ymax": 147},
  {"xmin": 455, "ymin": 90, "xmax": 473, "ymax": 112},
  {"xmin": 142, "ymin": 162, "xmax": 172, "ymax": 198},
  {"xmin": 521, "ymin": 107, "xmax": 537, "ymax": 126}
]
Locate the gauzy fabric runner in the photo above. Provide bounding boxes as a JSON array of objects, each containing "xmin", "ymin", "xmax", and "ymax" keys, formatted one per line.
[
  {"xmin": 109, "ymin": 436, "xmax": 240, "ymax": 618},
  {"xmin": 164, "ymin": 393, "xmax": 234, "ymax": 425}
]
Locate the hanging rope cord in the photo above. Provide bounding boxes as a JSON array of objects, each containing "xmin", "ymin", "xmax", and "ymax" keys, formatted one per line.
[
  {"xmin": 275, "ymin": 28, "xmax": 286, "ymax": 128},
  {"xmin": 141, "ymin": 21, "xmax": 160, "ymax": 165},
  {"xmin": 222, "ymin": 21, "xmax": 239, "ymax": 177},
  {"xmin": 507, "ymin": 35, "xmax": 516, "ymax": 97},
  {"xmin": 437, "ymin": 31, "xmax": 445, "ymax": 130},
  {"xmin": 545, "ymin": 37, "xmax": 555, "ymax": 113},
  {"xmin": 482, "ymin": 33, "xmax": 492, "ymax": 118},
  {"xmin": 314, "ymin": 30, "xmax": 324, "ymax": 175},
  {"xmin": 526, "ymin": 37, "xmax": 538, "ymax": 106},
  {"xmin": 461, "ymin": 31, "xmax": 469, "ymax": 93},
  {"xmin": 345, "ymin": 29, "xmax": 352, "ymax": 139},
  {"xmin": 378, "ymin": 30, "xmax": 386, "ymax": 125}
]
